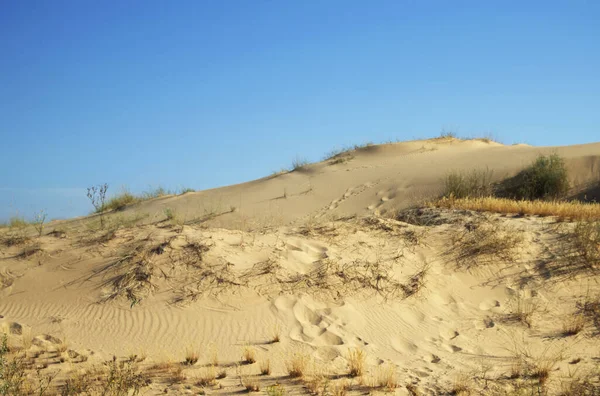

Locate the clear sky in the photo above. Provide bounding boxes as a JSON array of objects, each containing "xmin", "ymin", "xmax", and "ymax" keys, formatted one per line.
[{"xmin": 1, "ymin": 1, "xmax": 599, "ymax": 221}]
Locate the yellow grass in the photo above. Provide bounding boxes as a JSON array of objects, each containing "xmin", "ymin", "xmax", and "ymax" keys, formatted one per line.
[{"xmin": 429, "ymin": 196, "xmax": 600, "ymax": 220}]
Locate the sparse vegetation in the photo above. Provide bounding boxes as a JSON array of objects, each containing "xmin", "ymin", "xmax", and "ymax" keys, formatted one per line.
[
  {"xmin": 561, "ymin": 313, "xmax": 586, "ymax": 336},
  {"xmin": 291, "ymin": 157, "xmax": 309, "ymax": 171},
  {"xmin": 259, "ymin": 359, "xmax": 271, "ymax": 375},
  {"xmin": 347, "ymin": 348, "xmax": 365, "ymax": 377},
  {"xmin": 196, "ymin": 365, "xmax": 217, "ymax": 387},
  {"xmin": 242, "ymin": 345, "xmax": 256, "ymax": 364},
  {"xmin": 505, "ymin": 153, "xmax": 570, "ymax": 200},
  {"xmin": 184, "ymin": 348, "xmax": 199, "ymax": 365},
  {"xmin": 430, "ymin": 196, "xmax": 600, "ymax": 220},
  {"xmin": 32, "ymin": 210, "xmax": 47, "ymax": 237},
  {"xmin": 266, "ymin": 384, "xmax": 286, "ymax": 396},
  {"xmin": 450, "ymin": 220, "xmax": 523, "ymax": 268},
  {"xmin": 443, "ymin": 168, "xmax": 494, "ymax": 199},
  {"xmin": 373, "ymin": 364, "xmax": 398, "ymax": 390},
  {"xmin": 286, "ymin": 353, "xmax": 308, "ymax": 378}
]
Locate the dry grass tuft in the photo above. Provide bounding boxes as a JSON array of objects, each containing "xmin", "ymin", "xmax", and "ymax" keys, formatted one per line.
[
  {"xmin": 242, "ymin": 376, "xmax": 261, "ymax": 392},
  {"xmin": 347, "ymin": 348, "xmax": 365, "ymax": 377},
  {"xmin": 373, "ymin": 364, "xmax": 398, "ymax": 390},
  {"xmin": 266, "ymin": 384, "xmax": 287, "ymax": 396},
  {"xmin": 184, "ymin": 348, "xmax": 199, "ymax": 365},
  {"xmin": 286, "ymin": 353, "xmax": 308, "ymax": 378},
  {"xmin": 196, "ymin": 365, "xmax": 217, "ymax": 387},
  {"xmin": 561, "ymin": 313, "xmax": 586, "ymax": 336},
  {"xmin": 430, "ymin": 196, "xmax": 600, "ymax": 220},
  {"xmin": 242, "ymin": 345, "xmax": 256, "ymax": 364},
  {"xmin": 259, "ymin": 359, "xmax": 271, "ymax": 375}
]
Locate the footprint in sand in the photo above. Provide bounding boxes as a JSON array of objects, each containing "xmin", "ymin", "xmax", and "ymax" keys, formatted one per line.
[{"xmin": 391, "ymin": 337, "xmax": 418, "ymax": 354}]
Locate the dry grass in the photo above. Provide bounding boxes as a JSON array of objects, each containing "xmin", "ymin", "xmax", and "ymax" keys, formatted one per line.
[
  {"xmin": 561, "ymin": 313, "xmax": 586, "ymax": 336},
  {"xmin": 450, "ymin": 220, "xmax": 523, "ymax": 268},
  {"xmin": 196, "ymin": 365, "xmax": 217, "ymax": 387},
  {"xmin": 259, "ymin": 359, "xmax": 271, "ymax": 375},
  {"xmin": 266, "ymin": 384, "xmax": 287, "ymax": 396},
  {"xmin": 373, "ymin": 364, "xmax": 398, "ymax": 390},
  {"xmin": 430, "ymin": 196, "xmax": 600, "ymax": 220},
  {"xmin": 242, "ymin": 345, "xmax": 256, "ymax": 364},
  {"xmin": 347, "ymin": 348, "xmax": 365, "ymax": 377},
  {"xmin": 501, "ymin": 295, "xmax": 541, "ymax": 328},
  {"xmin": 286, "ymin": 353, "xmax": 308, "ymax": 378},
  {"xmin": 443, "ymin": 168, "xmax": 494, "ymax": 199},
  {"xmin": 242, "ymin": 376, "xmax": 261, "ymax": 392},
  {"xmin": 184, "ymin": 347, "xmax": 199, "ymax": 365}
]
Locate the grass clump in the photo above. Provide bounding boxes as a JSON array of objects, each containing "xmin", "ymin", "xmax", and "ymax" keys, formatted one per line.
[
  {"xmin": 347, "ymin": 348, "xmax": 365, "ymax": 378},
  {"xmin": 259, "ymin": 359, "xmax": 271, "ymax": 375},
  {"xmin": 101, "ymin": 190, "xmax": 140, "ymax": 212},
  {"xmin": 242, "ymin": 345, "xmax": 256, "ymax": 364},
  {"xmin": 286, "ymin": 353, "xmax": 308, "ymax": 378},
  {"xmin": 373, "ymin": 364, "xmax": 398, "ymax": 390},
  {"xmin": 573, "ymin": 221, "xmax": 600, "ymax": 267},
  {"xmin": 291, "ymin": 157, "xmax": 309, "ymax": 171},
  {"xmin": 443, "ymin": 168, "xmax": 494, "ymax": 199},
  {"xmin": 184, "ymin": 348, "xmax": 199, "ymax": 365}
]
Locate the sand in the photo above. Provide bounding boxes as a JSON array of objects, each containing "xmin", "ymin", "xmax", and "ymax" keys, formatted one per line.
[{"xmin": 1, "ymin": 137, "xmax": 599, "ymax": 395}]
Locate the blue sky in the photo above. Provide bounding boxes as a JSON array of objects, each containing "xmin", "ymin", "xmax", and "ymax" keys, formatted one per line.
[{"xmin": 1, "ymin": 1, "xmax": 599, "ymax": 221}]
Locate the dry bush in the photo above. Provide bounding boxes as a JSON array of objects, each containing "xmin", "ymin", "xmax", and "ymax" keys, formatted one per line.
[
  {"xmin": 247, "ymin": 256, "xmax": 430, "ymax": 302},
  {"xmin": 347, "ymin": 348, "xmax": 365, "ymax": 377},
  {"xmin": 242, "ymin": 345, "xmax": 256, "ymax": 364},
  {"xmin": 430, "ymin": 196, "xmax": 600, "ymax": 220},
  {"xmin": 98, "ymin": 250, "xmax": 156, "ymax": 306},
  {"xmin": 259, "ymin": 359, "xmax": 271, "ymax": 375},
  {"xmin": 286, "ymin": 353, "xmax": 308, "ymax": 378},
  {"xmin": 450, "ymin": 220, "xmax": 523, "ymax": 268},
  {"xmin": 558, "ymin": 369, "xmax": 600, "ymax": 396},
  {"xmin": 144, "ymin": 361, "xmax": 185, "ymax": 385},
  {"xmin": 443, "ymin": 168, "xmax": 494, "ymax": 199}
]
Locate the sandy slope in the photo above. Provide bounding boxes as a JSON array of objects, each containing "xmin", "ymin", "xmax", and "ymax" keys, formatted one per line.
[{"xmin": 1, "ymin": 138, "xmax": 600, "ymax": 395}]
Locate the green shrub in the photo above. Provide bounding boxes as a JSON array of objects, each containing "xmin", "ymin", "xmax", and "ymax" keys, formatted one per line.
[
  {"xmin": 516, "ymin": 154, "xmax": 569, "ymax": 200},
  {"xmin": 443, "ymin": 169, "xmax": 494, "ymax": 199}
]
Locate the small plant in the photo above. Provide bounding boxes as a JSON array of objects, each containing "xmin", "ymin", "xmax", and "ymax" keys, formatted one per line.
[
  {"xmin": 285, "ymin": 353, "xmax": 308, "ymax": 378},
  {"xmin": 33, "ymin": 210, "xmax": 47, "ymax": 237},
  {"xmin": 259, "ymin": 359, "xmax": 271, "ymax": 375},
  {"xmin": 242, "ymin": 345, "xmax": 256, "ymax": 364},
  {"xmin": 164, "ymin": 208, "xmax": 176, "ymax": 221},
  {"xmin": 266, "ymin": 384, "xmax": 286, "ymax": 396},
  {"xmin": 374, "ymin": 364, "xmax": 398, "ymax": 390},
  {"xmin": 291, "ymin": 157, "xmax": 309, "ymax": 171},
  {"xmin": 242, "ymin": 376, "xmax": 260, "ymax": 392},
  {"xmin": 8, "ymin": 216, "xmax": 27, "ymax": 229},
  {"xmin": 179, "ymin": 187, "xmax": 195, "ymax": 194},
  {"xmin": 184, "ymin": 348, "xmax": 199, "ymax": 365},
  {"xmin": 347, "ymin": 348, "xmax": 365, "ymax": 377},
  {"xmin": 196, "ymin": 365, "xmax": 217, "ymax": 387},
  {"xmin": 271, "ymin": 324, "xmax": 281, "ymax": 343},
  {"xmin": 87, "ymin": 183, "xmax": 108, "ymax": 212}
]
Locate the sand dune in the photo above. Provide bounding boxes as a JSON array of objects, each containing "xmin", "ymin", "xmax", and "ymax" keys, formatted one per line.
[{"xmin": 1, "ymin": 138, "xmax": 599, "ymax": 395}]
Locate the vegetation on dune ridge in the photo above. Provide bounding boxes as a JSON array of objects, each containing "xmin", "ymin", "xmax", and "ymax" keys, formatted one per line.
[
  {"xmin": 89, "ymin": 185, "xmax": 195, "ymax": 213},
  {"xmin": 430, "ymin": 196, "xmax": 600, "ymax": 220}
]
